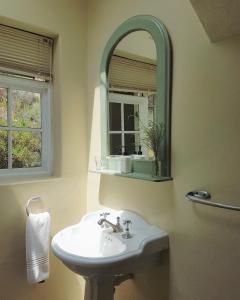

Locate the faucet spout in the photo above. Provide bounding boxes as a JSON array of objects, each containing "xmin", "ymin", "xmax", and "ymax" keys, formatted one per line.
[{"xmin": 98, "ymin": 218, "xmax": 122, "ymax": 233}]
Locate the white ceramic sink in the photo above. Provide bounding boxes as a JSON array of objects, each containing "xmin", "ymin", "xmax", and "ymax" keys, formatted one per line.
[{"xmin": 51, "ymin": 209, "xmax": 169, "ymax": 277}]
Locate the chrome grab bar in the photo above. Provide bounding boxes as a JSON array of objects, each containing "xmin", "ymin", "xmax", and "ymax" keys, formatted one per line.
[{"xmin": 186, "ymin": 190, "xmax": 240, "ymax": 212}]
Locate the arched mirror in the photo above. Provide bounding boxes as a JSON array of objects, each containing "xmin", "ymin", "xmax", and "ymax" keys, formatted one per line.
[{"xmin": 99, "ymin": 15, "xmax": 172, "ymax": 181}]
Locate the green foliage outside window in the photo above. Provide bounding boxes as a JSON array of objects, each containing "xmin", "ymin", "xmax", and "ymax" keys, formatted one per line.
[
  {"xmin": 0, "ymin": 90, "xmax": 41, "ymax": 169},
  {"xmin": 0, "ymin": 130, "xmax": 7, "ymax": 169}
]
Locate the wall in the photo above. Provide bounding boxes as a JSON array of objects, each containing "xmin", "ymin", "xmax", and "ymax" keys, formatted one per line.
[
  {"xmin": 0, "ymin": 0, "xmax": 87, "ymax": 299},
  {"xmin": 87, "ymin": 1, "xmax": 240, "ymax": 300},
  {"xmin": 0, "ymin": 1, "xmax": 240, "ymax": 300}
]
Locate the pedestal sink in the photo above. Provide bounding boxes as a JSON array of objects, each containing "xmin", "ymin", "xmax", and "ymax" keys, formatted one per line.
[{"xmin": 51, "ymin": 209, "xmax": 169, "ymax": 300}]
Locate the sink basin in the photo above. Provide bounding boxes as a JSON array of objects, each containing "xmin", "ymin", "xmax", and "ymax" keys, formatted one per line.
[
  {"xmin": 53, "ymin": 225, "xmax": 126, "ymax": 259},
  {"xmin": 52, "ymin": 209, "xmax": 169, "ymax": 300},
  {"xmin": 52, "ymin": 209, "xmax": 168, "ymax": 276}
]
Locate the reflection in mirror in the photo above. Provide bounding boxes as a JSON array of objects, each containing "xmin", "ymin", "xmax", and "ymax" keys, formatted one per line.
[{"xmin": 108, "ymin": 31, "xmax": 157, "ymax": 157}]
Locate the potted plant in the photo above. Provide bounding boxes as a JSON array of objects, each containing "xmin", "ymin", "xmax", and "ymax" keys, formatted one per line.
[{"xmin": 142, "ymin": 121, "xmax": 165, "ymax": 177}]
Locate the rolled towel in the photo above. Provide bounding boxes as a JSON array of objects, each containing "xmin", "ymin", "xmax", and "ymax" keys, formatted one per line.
[{"xmin": 26, "ymin": 212, "xmax": 51, "ymax": 284}]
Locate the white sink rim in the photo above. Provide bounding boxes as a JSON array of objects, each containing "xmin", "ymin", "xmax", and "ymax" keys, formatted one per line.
[{"xmin": 51, "ymin": 209, "xmax": 169, "ymax": 268}]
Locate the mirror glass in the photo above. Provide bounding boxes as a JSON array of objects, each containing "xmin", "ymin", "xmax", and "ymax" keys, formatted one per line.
[{"xmin": 108, "ymin": 30, "xmax": 157, "ymax": 157}]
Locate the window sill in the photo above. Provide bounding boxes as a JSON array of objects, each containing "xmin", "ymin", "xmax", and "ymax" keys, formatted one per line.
[{"xmin": 0, "ymin": 174, "xmax": 63, "ymax": 186}]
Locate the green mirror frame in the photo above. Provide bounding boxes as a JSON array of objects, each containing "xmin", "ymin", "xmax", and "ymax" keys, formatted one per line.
[{"xmin": 100, "ymin": 15, "xmax": 172, "ymax": 181}]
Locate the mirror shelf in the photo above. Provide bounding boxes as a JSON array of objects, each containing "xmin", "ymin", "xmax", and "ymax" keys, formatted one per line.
[{"xmin": 90, "ymin": 169, "xmax": 172, "ymax": 182}]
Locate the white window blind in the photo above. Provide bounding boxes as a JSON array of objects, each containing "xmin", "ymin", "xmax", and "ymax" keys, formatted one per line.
[
  {"xmin": 108, "ymin": 55, "xmax": 156, "ymax": 92},
  {"xmin": 0, "ymin": 24, "xmax": 53, "ymax": 81}
]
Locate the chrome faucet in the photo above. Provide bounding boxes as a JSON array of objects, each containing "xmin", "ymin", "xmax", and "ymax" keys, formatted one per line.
[{"xmin": 98, "ymin": 214, "xmax": 122, "ymax": 233}]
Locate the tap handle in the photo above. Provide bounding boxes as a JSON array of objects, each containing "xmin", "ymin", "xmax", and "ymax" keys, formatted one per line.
[
  {"xmin": 100, "ymin": 212, "xmax": 110, "ymax": 219},
  {"xmin": 122, "ymin": 219, "xmax": 132, "ymax": 239},
  {"xmin": 123, "ymin": 219, "xmax": 132, "ymax": 229}
]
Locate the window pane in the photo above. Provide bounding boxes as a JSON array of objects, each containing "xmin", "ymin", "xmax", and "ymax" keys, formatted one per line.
[
  {"xmin": 124, "ymin": 133, "xmax": 140, "ymax": 155},
  {"xmin": 0, "ymin": 88, "xmax": 8, "ymax": 126},
  {"xmin": 124, "ymin": 104, "xmax": 139, "ymax": 131},
  {"xmin": 109, "ymin": 102, "xmax": 121, "ymax": 131},
  {"xmin": 12, "ymin": 131, "xmax": 41, "ymax": 168},
  {"xmin": 110, "ymin": 134, "xmax": 122, "ymax": 155},
  {"xmin": 12, "ymin": 90, "xmax": 41, "ymax": 128},
  {"xmin": 0, "ymin": 130, "xmax": 8, "ymax": 169}
]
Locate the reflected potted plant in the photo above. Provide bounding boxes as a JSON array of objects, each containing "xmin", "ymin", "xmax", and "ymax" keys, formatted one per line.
[{"xmin": 142, "ymin": 121, "xmax": 165, "ymax": 177}]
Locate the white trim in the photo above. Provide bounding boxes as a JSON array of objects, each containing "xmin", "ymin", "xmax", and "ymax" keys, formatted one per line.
[
  {"xmin": 7, "ymin": 87, "xmax": 12, "ymax": 168},
  {"xmin": 109, "ymin": 93, "xmax": 147, "ymax": 105},
  {"xmin": 0, "ymin": 126, "xmax": 42, "ymax": 132},
  {"xmin": 41, "ymin": 86, "xmax": 52, "ymax": 174},
  {"xmin": 109, "ymin": 131, "xmax": 140, "ymax": 134},
  {"xmin": 109, "ymin": 87, "xmax": 156, "ymax": 97},
  {"xmin": 0, "ymin": 74, "xmax": 49, "ymax": 91},
  {"xmin": 0, "ymin": 167, "xmax": 50, "ymax": 177},
  {"xmin": 0, "ymin": 75, "xmax": 52, "ymax": 176},
  {"xmin": 121, "ymin": 100, "xmax": 124, "ymax": 148}
]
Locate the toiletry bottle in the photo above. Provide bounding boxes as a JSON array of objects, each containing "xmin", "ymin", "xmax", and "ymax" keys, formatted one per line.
[
  {"xmin": 138, "ymin": 145, "xmax": 142, "ymax": 155},
  {"xmin": 123, "ymin": 146, "xmax": 128, "ymax": 156}
]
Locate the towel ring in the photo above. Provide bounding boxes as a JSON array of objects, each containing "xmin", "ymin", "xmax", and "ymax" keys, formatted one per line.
[{"xmin": 26, "ymin": 196, "xmax": 42, "ymax": 216}]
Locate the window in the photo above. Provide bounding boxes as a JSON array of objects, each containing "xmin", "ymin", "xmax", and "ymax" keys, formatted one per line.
[
  {"xmin": 0, "ymin": 25, "xmax": 53, "ymax": 176},
  {"xmin": 0, "ymin": 75, "xmax": 51, "ymax": 175},
  {"xmin": 108, "ymin": 92, "xmax": 148, "ymax": 155}
]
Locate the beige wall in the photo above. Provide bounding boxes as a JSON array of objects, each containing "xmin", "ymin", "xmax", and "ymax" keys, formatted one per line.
[
  {"xmin": 1, "ymin": 1, "xmax": 240, "ymax": 300},
  {"xmin": 87, "ymin": 1, "xmax": 240, "ymax": 300},
  {"xmin": 0, "ymin": 0, "xmax": 87, "ymax": 299}
]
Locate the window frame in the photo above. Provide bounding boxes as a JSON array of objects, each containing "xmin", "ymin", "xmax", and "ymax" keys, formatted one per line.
[
  {"xmin": 0, "ymin": 74, "xmax": 52, "ymax": 177},
  {"xmin": 108, "ymin": 92, "xmax": 148, "ymax": 155}
]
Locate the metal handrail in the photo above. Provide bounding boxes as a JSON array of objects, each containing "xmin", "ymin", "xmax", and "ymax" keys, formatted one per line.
[{"xmin": 186, "ymin": 190, "xmax": 240, "ymax": 212}]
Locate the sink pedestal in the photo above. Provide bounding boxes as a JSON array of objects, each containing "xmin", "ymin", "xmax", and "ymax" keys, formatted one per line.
[
  {"xmin": 51, "ymin": 208, "xmax": 169, "ymax": 300},
  {"xmin": 84, "ymin": 276, "xmax": 114, "ymax": 300},
  {"xmin": 84, "ymin": 274, "xmax": 133, "ymax": 300}
]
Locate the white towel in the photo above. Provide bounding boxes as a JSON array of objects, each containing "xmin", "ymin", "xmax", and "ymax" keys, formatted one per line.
[{"xmin": 26, "ymin": 212, "xmax": 51, "ymax": 284}]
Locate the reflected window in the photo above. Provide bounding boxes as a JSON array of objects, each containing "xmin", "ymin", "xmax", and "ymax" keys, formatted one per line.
[{"xmin": 108, "ymin": 93, "xmax": 149, "ymax": 155}]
